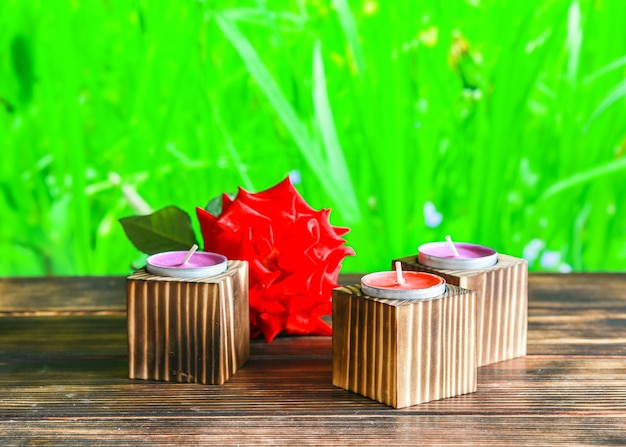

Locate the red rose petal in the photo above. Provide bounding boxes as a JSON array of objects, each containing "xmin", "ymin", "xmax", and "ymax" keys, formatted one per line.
[
  {"xmin": 258, "ymin": 312, "xmax": 284, "ymax": 342},
  {"xmin": 197, "ymin": 177, "xmax": 354, "ymax": 342}
]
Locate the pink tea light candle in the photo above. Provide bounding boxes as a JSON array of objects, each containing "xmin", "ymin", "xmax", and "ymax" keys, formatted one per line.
[
  {"xmin": 146, "ymin": 244, "xmax": 228, "ymax": 278},
  {"xmin": 361, "ymin": 262, "xmax": 446, "ymax": 300},
  {"xmin": 418, "ymin": 236, "xmax": 498, "ymax": 270}
]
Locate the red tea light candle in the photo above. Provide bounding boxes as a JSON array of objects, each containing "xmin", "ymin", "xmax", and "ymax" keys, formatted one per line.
[
  {"xmin": 146, "ymin": 244, "xmax": 228, "ymax": 278},
  {"xmin": 418, "ymin": 236, "xmax": 497, "ymax": 270},
  {"xmin": 361, "ymin": 262, "xmax": 446, "ymax": 300}
]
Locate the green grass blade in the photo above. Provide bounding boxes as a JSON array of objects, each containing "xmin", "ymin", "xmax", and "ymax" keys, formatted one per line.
[
  {"xmin": 2, "ymin": 0, "xmax": 626, "ymax": 275},
  {"xmin": 540, "ymin": 156, "xmax": 626, "ymax": 200},
  {"xmin": 331, "ymin": 0, "xmax": 366, "ymax": 74},
  {"xmin": 210, "ymin": 101, "xmax": 256, "ymax": 191},
  {"xmin": 214, "ymin": 13, "xmax": 320, "ymax": 165},
  {"xmin": 565, "ymin": 0, "xmax": 582, "ymax": 85},
  {"xmin": 312, "ymin": 39, "xmax": 361, "ymax": 220},
  {"xmin": 215, "ymin": 12, "xmax": 360, "ymax": 222},
  {"xmin": 583, "ymin": 54, "xmax": 626, "ymax": 85},
  {"xmin": 585, "ymin": 77, "xmax": 626, "ymax": 127}
]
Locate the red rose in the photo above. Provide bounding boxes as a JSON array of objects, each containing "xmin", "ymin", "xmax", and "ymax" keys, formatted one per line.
[{"xmin": 196, "ymin": 177, "xmax": 354, "ymax": 342}]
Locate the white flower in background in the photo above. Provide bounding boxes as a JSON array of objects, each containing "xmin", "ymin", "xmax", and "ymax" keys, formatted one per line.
[
  {"xmin": 523, "ymin": 238, "xmax": 545, "ymax": 263},
  {"xmin": 524, "ymin": 239, "xmax": 572, "ymax": 272},
  {"xmin": 288, "ymin": 169, "xmax": 301, "ymax": 185},
  {"xmin": 540, "ymin": 250, "xmax": 560, "ymax": 268},
  {"xmin": 423, "ymin": 201, "xmax": 443, "ymax": 228},
  {"xmin": 558, "ymin": 263, "xmax": 573, "ymax": 273},
  {"xmin": 541, "ymin": 249, "xmax": 573, "ymax": 272}
]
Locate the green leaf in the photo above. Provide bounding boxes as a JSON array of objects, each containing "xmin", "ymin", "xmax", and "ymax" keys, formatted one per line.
[
  {"xmin": 119, "ymin": 206, "xmax": 198, "ymax": 255},
  {"xmin": 204, "ymin": 195, "xmax": 223, "ymax": 217},
  {"xmin": 204, "ymin": 193, "xmax": 235, "ymax": 217}
]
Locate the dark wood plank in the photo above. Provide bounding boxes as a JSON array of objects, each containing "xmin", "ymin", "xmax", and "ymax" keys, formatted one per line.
[
  {"xmin": 528, "ymin": 273, "xmax": 626, "ymax": 308},
  {"xmin": 2, "ymin": 317, "xmax": 625, "ymax": 418},
  {"xmin": 0, "ymin": 274, "xmax": 362, "ymax": 315},
  {"xmin": 2, "ymin": 416, "xmax": 626, "ymax": 446},
  {"xmin": 2, "ymin": 273, "xmax": 626, "ymax": 313},
  {"xmin": 3, "ymin": 275, "xmax": 625, "ymax": 357},
  {"xmin": 528, "ymin": 273, "xmax": 626, "ymax": 356},
  {"xmin": 0, "ymin": 273, "xmax": 625, "ymax": 446},
  {"xmin": 0, "ymin": 276, "xmax": 126, "ymax": 314},
  {"xmin": 1, "ymin": 353, "xmax": 625, "ymax": 445},
  {"xmin": 2, "ymin": 338, "xmax": 625, "ymax": 416},
  {"xmin": 0, "ymin": 315, "xmax": 127, "ymax": 361}
]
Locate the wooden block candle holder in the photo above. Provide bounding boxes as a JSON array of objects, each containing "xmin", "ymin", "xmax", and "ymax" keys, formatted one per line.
[
  {"xmin": 394, "ymin": 252, "xmax": 527, "ymax": 367},
  {"xmin": 332, "ymin": 284, "xmax": 477, "ymax": 408},
  {"xmin": 126, "ymin": 260, "xmax": 249, "ymax": 385}
]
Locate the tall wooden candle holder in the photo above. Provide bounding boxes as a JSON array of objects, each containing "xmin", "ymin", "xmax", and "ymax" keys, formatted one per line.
[
  {"xmin": 394, "ymin": 254, "xmax": 527, "ymax": 367},
  {"xmin": 126, "ymin": 260, "xmax": 249, "ymax": 385},
  {"xmin": 332, "ymin": 284, "xmax": 477, "ymax": 408}
]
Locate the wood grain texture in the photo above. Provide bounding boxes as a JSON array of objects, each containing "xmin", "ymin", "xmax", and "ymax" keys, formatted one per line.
[
  {"xmin": 395, "ymin": 254, "xmax": 528, "ymax": 367},
  {"xmin": 1, "ymin": 273, "xmax": 625, "ymax": 446},
  {"xmin": 0, "ymin": 275, "xmax": 126, "ymax": 315},
  {"xmin": 332, "ymin": 285, "xmax": 476, "ymax": 408},
  {"xmin": 126, "ymin": 260, "xmax": 249, "ymax": 385}
]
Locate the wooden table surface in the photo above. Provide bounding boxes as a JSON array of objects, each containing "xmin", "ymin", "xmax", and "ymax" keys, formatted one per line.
[{"xmin": 1, "ymin": 273, "xmax": 625, "ymax": 446}]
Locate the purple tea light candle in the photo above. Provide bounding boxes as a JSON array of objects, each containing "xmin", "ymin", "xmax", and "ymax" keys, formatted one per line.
[
  {"xmin": 418, "ymin": 236, "xmax": 497, "ymax": 270},
  {"xmin": 146, "ymin": 244, "xmax": 228, "ymax": 278}
]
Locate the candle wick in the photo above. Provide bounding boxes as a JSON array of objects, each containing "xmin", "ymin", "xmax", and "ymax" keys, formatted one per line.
[
  {"xmin": 395, "ymin": 261, "xmax": 406, "ymax": 285},
  {"xmin": 445, "ymin": 235, "xmax": 460, "ymax": 257},
  {"xmin": 181, "ymin": 244, "xmax": 199, "ymax": 265}
]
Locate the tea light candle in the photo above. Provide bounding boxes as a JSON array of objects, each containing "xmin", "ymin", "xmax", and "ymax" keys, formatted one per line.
[
  {"xmin": 418, "ymin": 236, "xmax": 497, "ymax": 270},
  {"xmin": 361, "ymin": 262, "xmax": 446, "ymax": 300},
  {"xmin": 146, "ymin": 245, "xmax": 228, "ymax": 278}
]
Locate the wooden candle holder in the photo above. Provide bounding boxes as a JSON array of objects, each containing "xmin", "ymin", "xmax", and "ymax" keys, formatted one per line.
[
  {"xmin": 332, "ymin": 284, "xmax": 477, "ymax": 408},
  {"xmin": 394, "ymin": 254, "xmax": 527, "ymax": 367},
  {"xmin": 126, "ymin": 260, "xmax": 249, "ymax": 385}
]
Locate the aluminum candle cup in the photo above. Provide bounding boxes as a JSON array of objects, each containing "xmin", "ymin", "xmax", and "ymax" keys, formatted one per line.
[
  {"xmin": 146, "ymin": 251, "xmax": 228, "ymax": 278},
  {"xmin": 418, "ymin": 242, "xmax": 498, "ymax": 270},
  {"xmin": 360, "ymin": 271, "xmax": 446, "ymax": 300}
]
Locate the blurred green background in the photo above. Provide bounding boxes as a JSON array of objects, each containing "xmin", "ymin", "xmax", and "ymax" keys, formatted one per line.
[{"xmin": 1, "ymin": 0, "xmax": 625, "ymax": 276}]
